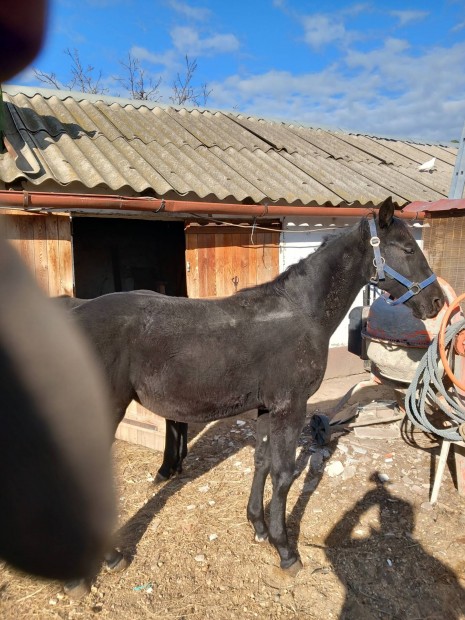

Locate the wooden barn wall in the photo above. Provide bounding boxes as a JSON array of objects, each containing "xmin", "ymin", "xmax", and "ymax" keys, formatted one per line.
[
  {"xmin": 422, "ymin": 213, "xmax": 465, "ymax": 296},
  {"xmin": 185, "ymin": 222, "xmax": 281, "ymax": 298},
  {"xmin": 0, "ymin": 211, "xmax": 73, "ymax": 296}
]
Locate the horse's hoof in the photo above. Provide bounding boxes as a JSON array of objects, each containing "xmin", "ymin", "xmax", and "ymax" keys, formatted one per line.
[
  {"xmin": 105, "ymin": 551, "xmax": 128, "ymax": 573},
  {"xmin": 262, "ymin": 562, "xmax": 301, "ymax": 589},
  {"xmin": 281, "ymin": 558, "xmax": 303, "ymax": 577},
  {"xmin": 254, "ymin": 533, "xmax": 268, "ymax": 543},
  {"xmin": 155, "ymin": 471, "xmax": 170, "ymax": 484},
  {"xmin": 64, "ymin": 579, "xmax": 91, "ymax": 599}
]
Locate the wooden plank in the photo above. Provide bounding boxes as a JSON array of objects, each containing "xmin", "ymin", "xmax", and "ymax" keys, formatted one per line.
[
  {"xmin": 197, "ymin": 235, "xmax": 217, "ymax": 297},
  {"xmin": 238, "ymin": 233, "xmax": 250, "ymax": 292},
  {"xmin": 46, "ymin": 216, "xmax": 61, "ymax": 297},
  {"xmin": 230, "ymin": 233, "xmax": 242, "ymax": 294},
  {"xmin": 2, "ymin": 213, "xmax": 37, "ymax": 278},
  {"xmin": 222, "ymin": 233, "xmax": 235, "ymax": 297},
  {"xmin": 198, "ymin": 239, "xmax": 210, "ymax": 298},
  {"xmin": 3, "ymin": 214, "xmax": 22, "ymax": 254},
  {"xmin": 57, "ymin": 216, "xmax": 73, "ymax": 295},
  {"xmin": 185, "ymin": 222, "xmax": 280, "ymax": 234},
  {"xmin": 255, "ymin": 232, "xmax": 268, "ymax": 285},
  {"xmin": 115, "ymin": 401, "xmax": 166, "ymax": 452},
  {"xmin": 271, "ymin": 231, "xmax": 280, "ymax": 279},
  {"xmin": 214, "ymin": 233, "xmax": 226, "ymax": 297},
  {"xmin": 454, "ymin": 443, "xmax": 465, "ymax": 498},
  {"xmin": 248, "ymin": 232, "xmax": 259, "ymax": 287},
  {"xmin": 204, "ymin": 233, "xmax": 217, "ymax": 298},
  {"xmin": 185, "ymin": 232, "xmax": 200, "ymax": 298},
  {"xmin": 0, "ymin": 209, "xmax": 45, "ymax": 217},
  {"xmin": 17, "ymin": 214, "xmax": 36, "ymax": 271},
  {"xmin": 33, "ymin": 216, "xmax": 49, "ymax": 294}
]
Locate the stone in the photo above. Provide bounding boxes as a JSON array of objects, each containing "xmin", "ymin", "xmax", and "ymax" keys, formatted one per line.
[{"xmin": 326, "ymin": 460, "xmax": 344, "ymax": 477}]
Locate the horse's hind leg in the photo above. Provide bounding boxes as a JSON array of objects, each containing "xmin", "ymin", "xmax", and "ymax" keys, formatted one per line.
[
  {"xmin": 177, "ymin": 421, "xmax": 188, "ymax": 471},
  {"xmin": 64, "ymin": 549, "xmax": 128, "ymax": 599},
  {"xmin": 268, "ymin": 398, "xmax": 306, "ymax": 572},
  {"xmin": 247, "ymin": 408, "xmax": 270, "ymax": 542},
  {"xmin": 156, "ymin": 420, "xmax": 188, "ymax": 482}
]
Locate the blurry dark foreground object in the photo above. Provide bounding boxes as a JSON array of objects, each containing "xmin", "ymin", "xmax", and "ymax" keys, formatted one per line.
[
  {"xmin": 0, "ymin": 0, "xmax": 48, "ymax": 82},
  {"xmin": 0, "ymin": 0, "xmax": 116, "ymax": 582},
  {"xmin": 0, "ymin": 238, "xmax": 115, "ymax": 579}
]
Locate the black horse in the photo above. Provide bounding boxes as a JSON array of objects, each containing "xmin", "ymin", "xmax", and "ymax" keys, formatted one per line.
[{"xmin": 71, "ymin": 198, "xmax": 443, "ymax": 577}]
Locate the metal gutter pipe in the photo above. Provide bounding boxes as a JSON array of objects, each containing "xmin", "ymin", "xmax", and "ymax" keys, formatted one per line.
[{"xmin": 0, "ymin": 190, "xmax": 425, "ymax": 220}]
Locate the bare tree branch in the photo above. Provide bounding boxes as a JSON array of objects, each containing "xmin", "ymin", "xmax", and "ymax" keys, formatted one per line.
[
  {"xmin": 114, "ymin": 53, "xmax": 162, "ymax": 101},
  {"xmin": 34, "ymin": 69, "xmax": 63, "ymax": 90},
  {"xmin": 65, "ymin": 48, "xmax": 107, "ymax": 94},
  {"xmin": 33, "ymin": 49, "xmax": 211, "ymax": 106},
  {"xmin": 34, "ymin": 48, "xmax": 108, "ymax": 94},
  {"xmin": 170, "ymin": 55, "xmax": 212, "ymax": 106}
]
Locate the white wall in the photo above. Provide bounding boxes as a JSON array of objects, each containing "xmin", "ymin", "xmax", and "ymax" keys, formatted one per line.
[{"xmin": 280, "ymin": 216, "xmax": 425, "ymax": 348}]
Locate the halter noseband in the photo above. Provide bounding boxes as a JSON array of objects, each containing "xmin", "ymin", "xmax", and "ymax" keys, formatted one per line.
[{"xmin": 368, "ymin": 215, "xmax": 437, "ymax": 306}]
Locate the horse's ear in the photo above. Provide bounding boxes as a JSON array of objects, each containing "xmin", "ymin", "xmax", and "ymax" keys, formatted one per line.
[{"xmin": 378, "ymin": 197, "xmax": 394, "ymax": 229}]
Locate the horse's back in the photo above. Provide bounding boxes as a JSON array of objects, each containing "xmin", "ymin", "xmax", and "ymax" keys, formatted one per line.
[{"xmin": 71, "ymin": 290, "xmax": 324, "ymax": 422}]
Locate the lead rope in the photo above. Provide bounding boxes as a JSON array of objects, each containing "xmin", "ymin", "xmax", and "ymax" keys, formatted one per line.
[{"xmin": 405, "ymin": 319, "xmax": 465, "ymax": 441}]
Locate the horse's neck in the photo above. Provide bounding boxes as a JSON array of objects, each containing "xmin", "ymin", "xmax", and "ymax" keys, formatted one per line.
[{"xmin": 284, "ymin": 224, "xmax": 368, "ymax": 334}]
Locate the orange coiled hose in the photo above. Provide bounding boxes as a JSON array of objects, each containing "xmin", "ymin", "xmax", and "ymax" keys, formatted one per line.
[{"xmin": 438, "ymin": 293, "xmax": 465, "ymax": 392}]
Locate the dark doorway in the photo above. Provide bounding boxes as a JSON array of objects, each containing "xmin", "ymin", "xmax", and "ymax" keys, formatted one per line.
[{"xmin": 72, "ymin": 218, "xmax": 187, "ymax": 299}]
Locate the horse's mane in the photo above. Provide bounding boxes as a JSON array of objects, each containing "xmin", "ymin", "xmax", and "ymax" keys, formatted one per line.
[{"xmin": 237, "ymin": 217, "xmax": 368, "ymax": 298}]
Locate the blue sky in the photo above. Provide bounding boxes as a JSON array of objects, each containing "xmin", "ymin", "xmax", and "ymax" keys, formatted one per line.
[{"xmin": 12, "ymin": 0, "xmax": 465, "ymax": 143}]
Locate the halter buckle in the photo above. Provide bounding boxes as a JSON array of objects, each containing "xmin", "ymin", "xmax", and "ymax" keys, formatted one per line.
[
  {"xmin": 409, "ymin": 282, "xmax": 421, "ymax": 296},
  {"xmin": 370, "ymin": 236, "xmax": 380, "ymax": 247}
]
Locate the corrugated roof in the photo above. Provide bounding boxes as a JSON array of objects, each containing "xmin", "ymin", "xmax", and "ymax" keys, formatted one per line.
[{"xmin": 0, "ymin": 85, "xmax": 457, "ymax": 207}]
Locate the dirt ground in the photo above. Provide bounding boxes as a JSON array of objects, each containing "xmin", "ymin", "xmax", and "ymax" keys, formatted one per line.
[{"xmin": 2, "ymin": 372, "xmax": 465, "ymax": 620}]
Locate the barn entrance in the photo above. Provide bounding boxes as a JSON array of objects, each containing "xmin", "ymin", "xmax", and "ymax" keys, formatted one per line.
[{"xmin": 72, "ymin": 217, "xmax": 187, "ymax": 299}]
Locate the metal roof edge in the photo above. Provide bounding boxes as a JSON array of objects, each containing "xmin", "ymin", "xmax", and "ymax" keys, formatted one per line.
[
  {"xmin": 2, "ymin": 83, "xmax": 229, "ymax": 115},
  {"xmin": 3, "ymin": 85, "xmax": 457, "ymax": 149}
]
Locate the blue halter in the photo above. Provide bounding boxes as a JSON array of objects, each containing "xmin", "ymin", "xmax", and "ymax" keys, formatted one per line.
[{"xmin": 368, "ymin": 215, "xmax": 437, "ymax": 306}]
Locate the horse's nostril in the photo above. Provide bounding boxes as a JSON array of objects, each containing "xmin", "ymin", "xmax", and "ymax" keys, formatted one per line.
[{"xmin": 434, "ymin": 297, "xmax": 444, "ymax": 312}]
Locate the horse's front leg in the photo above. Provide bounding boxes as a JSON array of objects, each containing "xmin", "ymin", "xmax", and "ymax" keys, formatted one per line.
[
  {"xmin": 247, "ymin": 407, "xmax": 270, "ymax": 542},
  {"xmin": 268, "ymin": 398, "xmax": 307, "ymax": 573}
]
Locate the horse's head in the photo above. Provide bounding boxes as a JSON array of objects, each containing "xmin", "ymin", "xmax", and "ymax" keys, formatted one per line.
[{"xmin": 366, "ymin": 197, "xmax": 444, "ymax": 320}]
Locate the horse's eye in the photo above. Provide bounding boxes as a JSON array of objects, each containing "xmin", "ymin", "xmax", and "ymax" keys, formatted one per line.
[{"xmin": 404, "ymin": 247, "xmax": 415, "ymax": 255}]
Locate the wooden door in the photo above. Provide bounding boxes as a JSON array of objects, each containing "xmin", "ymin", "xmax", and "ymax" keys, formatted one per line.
[{"xmin": 185, "ymin": 222, "xmax": 281, "ymax": 298}]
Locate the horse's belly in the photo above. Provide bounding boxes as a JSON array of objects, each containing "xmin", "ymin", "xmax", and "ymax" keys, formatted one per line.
[{"xmin": 138, "ymin": 387, "xmax": 259, "ymax": 423}]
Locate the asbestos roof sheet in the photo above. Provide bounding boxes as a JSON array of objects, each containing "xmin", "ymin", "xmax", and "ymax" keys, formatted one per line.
[{"xmin": 0, "ymin": 86, "xmax": 457, "ymax": 208}]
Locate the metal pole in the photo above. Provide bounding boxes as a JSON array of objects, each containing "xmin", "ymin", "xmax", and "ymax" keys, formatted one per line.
[{"xmin": 449, "ymin": 121, "xmax": 465, "ymax": 199}]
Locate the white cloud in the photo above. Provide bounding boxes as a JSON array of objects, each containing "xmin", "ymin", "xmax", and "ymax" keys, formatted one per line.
[
  {"xmin": 208, "ymin": 40, "xmax": 465, "ymax": 143},
  {"xmin": 166, "ymin": 1, "xmax": 211, "ymax": 21},
  {"xmin": 451, "ymin": 20, "xmax": 465, "ymax": 32},
  {"xmin": 301, "ymin": 14, "xmax": 347, "ymax": 49},
  {"xmin": 170, "ymin": 26, "xmax": 240, "ymax": 56},
  {"xmin": 345, "ymin": 37, "xmax": 410, "ymax": 72},
  {"xmin": 131, "ymin": 45, "xmax": 176, "ymax": 68},
  {"xmin": 390, "ymin": 10, "xmax": 429, "ymax": 27},
  {"xmin": 13, "ymin": 67, "xmax": 37, "ymax": 85}
]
